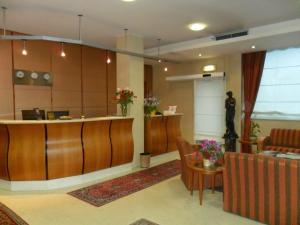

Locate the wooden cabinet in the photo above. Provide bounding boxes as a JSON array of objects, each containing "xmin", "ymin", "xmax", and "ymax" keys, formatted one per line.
[{"xmin": 144, "ymin": 114, "xmax": 182, "ymax": 156}]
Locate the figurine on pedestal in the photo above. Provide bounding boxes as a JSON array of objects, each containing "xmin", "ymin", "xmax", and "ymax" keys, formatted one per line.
[{"xmin": 223, "ymin": 91, "xmax": 239, "ymax": 152}]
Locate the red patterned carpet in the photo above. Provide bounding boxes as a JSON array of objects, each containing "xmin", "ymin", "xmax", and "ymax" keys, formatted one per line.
[
  {"xmin": 69, "ymin": 160, "xmax": 181, "ymax": 207},
  {"xmin": 0, "ymin": 203, "xmax": 28, "ymax": 225}
]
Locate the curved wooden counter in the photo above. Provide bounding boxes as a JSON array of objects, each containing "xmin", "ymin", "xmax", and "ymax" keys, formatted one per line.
[
  {"xmin": 82, "ymin": 120, "xmax": 111, "ymax": 173},
  {"xmin": 144, "ymin": 114, "xmax": 182, "ymax": 156},
  {"xmin": 0, "ymin": 117, "xmax": 133, "ymax": 181},
  {"xmin": 144, "ymin": 116, "xmax": 167, "ymax": 156},
  {"xmin": 111, "ymin": 118, "xmax": 134, "ymax": 166}
]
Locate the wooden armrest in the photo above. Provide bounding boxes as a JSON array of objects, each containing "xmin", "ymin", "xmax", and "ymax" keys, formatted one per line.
[
  {"xmin": 191, "ymin": 144, "xmax": 200, "ymax": 151},
  {"xmin": 257, "ymin": 136, "xmax": 271, "ymax": 152}
]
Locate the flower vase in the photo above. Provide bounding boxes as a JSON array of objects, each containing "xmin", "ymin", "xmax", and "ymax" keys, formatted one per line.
[
  {"xmin": 150, "ymin": 110, "xmax": 156, "ymax": 116},
  {"xmin": 203, "ymin": 158, "xmax": 214, "ymax": 168},
  {"xmin": 120, "ymin": 104, "xmax": 128, "ymax": 117}
]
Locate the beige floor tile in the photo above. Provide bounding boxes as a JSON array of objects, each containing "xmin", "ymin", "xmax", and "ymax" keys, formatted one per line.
[{"xmin": 0, "ymin": 174, "xmax": 262, "ymax": 225}]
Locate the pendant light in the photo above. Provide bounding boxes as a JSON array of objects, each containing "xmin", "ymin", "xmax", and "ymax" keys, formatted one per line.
[
  {"xmin": 106, "ymin": 50, "xmax": 111, "ymax": 64},
  {"xmin": 60, "ymin": 42, "xmax": 66, "ymax": 57},
  {"xmin": 22, "ymin": 40, "xmax": 28, "ymax": 56}
]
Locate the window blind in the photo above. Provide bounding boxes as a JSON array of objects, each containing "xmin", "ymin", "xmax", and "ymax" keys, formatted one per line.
[{"xmin": 253, "ymin": 47, "xmax": 300, "ymax": 120}]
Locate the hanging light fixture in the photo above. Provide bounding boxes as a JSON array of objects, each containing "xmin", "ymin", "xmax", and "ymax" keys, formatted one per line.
[
  {"xmin": 21, "ymin": 40, "xmax": 27, "ymax": 56},
  {"xmin": 60, "ymin": 42, "xmax": 66, "ymax": 57},
  {"xmin": 164, "ymin": 67, "xmax": 168, "ymax": 72},
  {"xmin": 157, "ymin": 38, "xmax": 162, "ymax": 63},
  {"xmin": 106, "ymin": 49, "xmax": 112, "ymax": 64}
]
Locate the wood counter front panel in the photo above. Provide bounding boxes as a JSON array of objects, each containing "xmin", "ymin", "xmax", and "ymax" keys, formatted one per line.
[
  {"xmin": 0, "ymin": 125, "xmax": 9, "ymax": 180},
  {"xmin": 47, "ymin": 123, "xmax": 83, "ymax": 179},
  {"xmin": 111, "ymin": 119, "xmax": 134, "ymax": 166},
  {"xmin": 82, "ymin": 121, "xmax": 111, "ymax": 173},
  {"xmin": 7, "ymin": 124, "xmax": 46, "ymax": 181},
  {"xmin": 166, "ymin": 116, "xmax": 182, "ymax": 152},
  {"xmin": 144, "ymin": 117, "xmax": 167, "ymax": 156}
]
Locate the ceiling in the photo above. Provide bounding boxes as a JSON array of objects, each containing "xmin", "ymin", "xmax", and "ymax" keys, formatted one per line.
[
  {"xmin": 1, "ymin": 0, "xmax": 300, "ymax": 51},
  {"xmin": 158, "ymin": 30, "xmax": 300, "ymax": 62}
]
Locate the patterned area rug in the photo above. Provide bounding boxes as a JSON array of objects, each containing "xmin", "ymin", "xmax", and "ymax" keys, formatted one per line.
[
  {"xmin": 129, "ymin": 218, "xmax": 160, "ymax": 225},
  {"xmin": 0, "ymin": 202, "xmax": 28, "ymax": 225},
  {"xmin": 69, "ymin": 160, "xmax": 181, "ymax": 207}
]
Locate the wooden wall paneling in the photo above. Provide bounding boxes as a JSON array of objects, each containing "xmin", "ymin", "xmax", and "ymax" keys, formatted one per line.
[
  {"xmin": 0, "ymin": 125, "xmax": 9, "ymax": 180},
  {"xmin": 7, "ymin": 124, "xmax": 46, "ymax": 181},
  {"xmin": 51, "ymin": 43, "xmax": 82, "ymax": 118},
  {"xmin": 82, "ymin": 120, "xmax": 111, "ymax": 173},
  {"xmin": 47, "ymin": 122, "xmax": 83, "ymax": 179},
  {"xmin": 110, "ymin": 118, "xmax": 134, "ymax": 166},
  {"xmin": 13, "ymin": 39, "xmax": 52, "ymax": 119},
  {"xmin": 144, "ymin": 116, "xmax": 167, "ymax": 156},
  {"xmin": 107, "ymin": 51, "xmax": 117, "ymax": 115},
  {"xmin": 82, "ymin": 46, "xmax": 108, "ymax": 117},
  {"xmin": 14, "ymin": 85, "xmax": 52, "ymax": 119},
  {"xmin": 166, "ymin": 115, "xmax": 182, "ymax": 152},
  {"xmin": 0, "ymin": 31, "xmax": 14, "ymax": 119},
  {"xmin": 144, "ymin": 64, "xmax": 153, "ymax": 98}
]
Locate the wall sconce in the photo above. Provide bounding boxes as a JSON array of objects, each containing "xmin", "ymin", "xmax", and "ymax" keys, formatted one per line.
[{"xmin": 203, "ymin": 65, "xmax": 216, "ymax": 72}]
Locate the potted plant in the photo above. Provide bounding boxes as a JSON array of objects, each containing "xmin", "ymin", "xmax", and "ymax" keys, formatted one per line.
[
  {"xmin": 115, "ymin": 88, "xmax": 136, "ymax": 116},
  {"xmin": 199, "ymin": 140, "xmax": 223, "ymax": 168},
  {"xmin": 144, "ymin": 97, "xmax": 160, "ymax": 116},
  {"xmin": 250, "ymin": 120, "xmax": 261, "ymax": 141}
]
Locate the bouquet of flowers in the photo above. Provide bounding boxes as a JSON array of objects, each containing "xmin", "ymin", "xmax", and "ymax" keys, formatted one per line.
[
  {"xmin": 115, "ymin": 88, "xmax": 136, "ymax": 116},
  {"xmin": 199, "ymin": 139, "xmax": 223, "ymax": 163},
  {"xmin": 144, "ymin": 97, "xmax": 160, "ymax": 116}
]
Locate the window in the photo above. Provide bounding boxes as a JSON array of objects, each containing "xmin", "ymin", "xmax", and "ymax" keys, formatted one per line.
[
  {"xmin": 194, "ymin": 78, "xmax": 225, "ymax": 141},
  {"xmin": 252, "ymin": 47, "xmax": 300, "ymax": 120}
]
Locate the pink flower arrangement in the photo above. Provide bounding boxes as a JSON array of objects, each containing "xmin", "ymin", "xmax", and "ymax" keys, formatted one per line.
[{"xmin": 199, "ymin": 139, "xmax": 223, "ymax": 162}]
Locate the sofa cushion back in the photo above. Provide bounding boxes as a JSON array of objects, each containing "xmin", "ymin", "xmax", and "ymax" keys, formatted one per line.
[
  {"xmin": 270, "ymin": 129, "xmax": 300, "ymax": 148},
  {"xmin": 223, "ymin": 152, "xmax": 300, "ymax": 225}
]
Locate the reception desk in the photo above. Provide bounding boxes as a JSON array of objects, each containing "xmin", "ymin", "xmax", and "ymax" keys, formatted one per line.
[
  {"xmin": 0, "ymin": 117, "xmax": 134, "ymax": 181},
  {"xmin": 144, "ymin": 114, "xmax": 182, "ymax": 156}
]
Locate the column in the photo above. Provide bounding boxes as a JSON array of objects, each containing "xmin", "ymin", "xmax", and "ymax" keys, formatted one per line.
[{"xmin": 116, "ymin": 34, "xmax": 144, "ymax": 167}]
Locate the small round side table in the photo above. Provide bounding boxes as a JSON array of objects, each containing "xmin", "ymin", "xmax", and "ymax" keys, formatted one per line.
[{"xmin": 186, "ymin": 158, "xmax": 223, "ymax": 205}]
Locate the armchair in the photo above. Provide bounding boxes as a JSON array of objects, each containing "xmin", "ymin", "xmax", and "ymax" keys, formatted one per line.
[{"xmin": 257, "ymin": 128, "xmax": 300, "ymax": 153}]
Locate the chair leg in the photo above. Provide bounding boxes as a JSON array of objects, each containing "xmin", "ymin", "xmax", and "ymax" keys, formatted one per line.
[
  {"xmin": 199, "ymin": 173, "xmax": 203, "ymax": 205},
  {"xmin": 190, "ymin": 171, "xmax": 194, "ymax": 195},
  {"xmin": 212, "ymin": 174, "xmax": 215, "ymax": 194}
]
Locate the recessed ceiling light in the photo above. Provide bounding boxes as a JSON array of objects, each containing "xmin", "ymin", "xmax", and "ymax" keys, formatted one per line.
[
  {"xmin": 251, "ymin": 45, "xmax": 256, "ymax": 49},
  {"xmin": 122, "ymin": 0, "xmax": 136, "ymax": 2},
  {"xmin": 188, "ymin": 23, "xmax": 207, "ymax": 31}
]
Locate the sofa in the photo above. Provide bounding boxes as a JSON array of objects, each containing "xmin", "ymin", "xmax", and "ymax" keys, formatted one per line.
[
  {"xmin": 223, "ymin": 152, "xmax": 299, "ymax": 225},
  {"xmin": 257, "ymin": 128, "xmax": 300, "ymax": 153}
]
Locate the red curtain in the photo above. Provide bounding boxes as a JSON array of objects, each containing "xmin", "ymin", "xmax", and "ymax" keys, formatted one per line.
[{"xmin": 242, "ymin": 51, "xmax": 266, "ymax": 153}]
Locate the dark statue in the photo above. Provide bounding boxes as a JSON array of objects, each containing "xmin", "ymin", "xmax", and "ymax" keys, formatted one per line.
[{"xmin": 223, "ymin": 91, "xmax": 238, "ymax": 151}]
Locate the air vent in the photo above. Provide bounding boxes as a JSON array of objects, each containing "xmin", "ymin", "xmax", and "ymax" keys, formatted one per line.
[{"xmin": 214, "ymin": 30, "xmax": 248, "ymax": 41}]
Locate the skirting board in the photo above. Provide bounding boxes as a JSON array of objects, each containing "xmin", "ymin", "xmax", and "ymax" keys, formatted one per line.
[{"xmin": 0, "ymin": 151, "xmax": 179, "ymax": 191}]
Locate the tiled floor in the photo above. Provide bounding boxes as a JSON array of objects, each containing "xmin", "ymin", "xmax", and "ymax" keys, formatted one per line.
[{"xmin": 0, "ymin": 164, "xmax": 262, "ymax": 225}]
